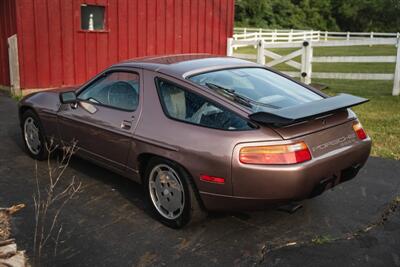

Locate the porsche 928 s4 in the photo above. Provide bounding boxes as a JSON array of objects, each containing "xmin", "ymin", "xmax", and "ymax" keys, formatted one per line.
[{"xmin": 19, "ymin": 54, "xmax": 371, "ymax": 228}]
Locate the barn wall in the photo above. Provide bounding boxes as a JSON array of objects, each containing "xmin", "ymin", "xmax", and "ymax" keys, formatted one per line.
[
  {"xmin": 0, "ymin": 0, "xmax": 17, "ymax": 87},
  {"xmin": 16, "ymin": 0, "xmax": 235, "ymax": 90}
]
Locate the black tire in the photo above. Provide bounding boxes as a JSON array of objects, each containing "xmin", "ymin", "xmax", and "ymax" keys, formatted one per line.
[
  {"xmin": 21, "ymin": 110, "xmax": 48, "ymax": 160},
  {"xmin": 144, "ymin": 157, "xmax": 206, "ymax": 229}
]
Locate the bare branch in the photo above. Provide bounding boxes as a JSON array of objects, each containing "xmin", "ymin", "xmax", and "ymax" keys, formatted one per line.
[
  {"xmin": 53, "ymin": 225, "xmax": 63, "ymax": 257},
  {"xmin": 32, "ymin": 139, "xmax": 80, "ymax": 266}
]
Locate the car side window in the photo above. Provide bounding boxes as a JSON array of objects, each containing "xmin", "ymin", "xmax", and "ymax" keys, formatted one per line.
[
  {"xmin": 156, "ymin": 79, "xmax": 254, "ymax": 131},
  {"xmin": 78, "ymin": 71, "xmax": 139, "ymax": 111}
]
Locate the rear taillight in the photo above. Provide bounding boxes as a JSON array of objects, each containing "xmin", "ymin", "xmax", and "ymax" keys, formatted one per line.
[
  {"xmin": 353, "ymin": 121, "xmax": 367, "ymax": 140},
  {"xmin": 239, "ymin": 142, "xmax": 312, "ymax": 165}
]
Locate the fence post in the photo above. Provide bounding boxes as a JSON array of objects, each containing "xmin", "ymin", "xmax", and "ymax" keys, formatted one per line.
[
  {"xmin": 301, "ymin": 40, "xmax": 313, "ymax": 84},
  {"xmin": 226, "ymin": 38, "xmax": 233, "ymax": 57},
  {"xmin": 256, "ymin": 40, "xmax": 265, "ymax": 65},
  {"xmin": 393, "ymin": 39, "xmax": 400, "ymax": 96},
  {"xmin": 370, "ymin": 32, "xmax": 374, "ymax": 39},
  {"xmin": 272, "ymin": 29, "xmax": 276, "ymax": 43},
  {"xmin": 347, "ymin": 32, "xmax": 350, "ymax": 40},
  {"xmin": 244, "ymin": 28, "xmax": 247, "ymax": 36},
  {"xmin": 289, "ymin": 29, "xmax": 293, "ymax": 42},
  {"xmin": 325, "ymin": 31, "xmax": 328, "ymax": 41},
  {"xmin": 7, "ymin": 35, "xmax": 21, "ymax": 96}
]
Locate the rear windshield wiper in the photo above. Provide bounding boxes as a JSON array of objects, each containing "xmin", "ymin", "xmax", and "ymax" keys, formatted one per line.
[
  {"xmin": 205, "ymin": 82, "xmax": 279, "ymax": 109},
  {"xmin": 205, "ymin": 82, "xmax": 253, "ymax": 108}
]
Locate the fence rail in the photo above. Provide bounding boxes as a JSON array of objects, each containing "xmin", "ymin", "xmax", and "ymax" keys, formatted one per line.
[
  {"xmin": 233, "ymin": 28, "xmax": 400, "ymax": 44},
  {"xmin": 226, "ymin": 37, "xmax": 400, "ymax": 96}
]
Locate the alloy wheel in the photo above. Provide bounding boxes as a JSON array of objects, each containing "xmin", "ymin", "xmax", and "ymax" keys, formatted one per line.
[
  {"xmin": 148, "ymin": 164, "xmax": 185, "ymax": 220},
  {"xmin": 24, "ymin": 117, "xmax": 41, "ymax": 155}
]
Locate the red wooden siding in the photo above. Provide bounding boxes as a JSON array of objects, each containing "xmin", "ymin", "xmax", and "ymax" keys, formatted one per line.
[
  {"xmin": 0, "ymin": 0, "xmax": 17, "ymax": 87},
  {"xmin": 14, "ymin": 0, "xmax": 234, "ymax": 90}
]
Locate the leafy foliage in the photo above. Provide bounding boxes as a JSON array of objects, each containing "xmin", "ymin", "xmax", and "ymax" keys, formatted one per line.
[{"xmin": 235, "ymin": 0, "xmax": 400, "ymax": 32}]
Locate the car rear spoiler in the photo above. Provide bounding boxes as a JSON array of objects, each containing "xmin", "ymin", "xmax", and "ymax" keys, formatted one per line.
[{"xmin": 249, "ymin": 93, "xmax": 369, "ymax": 127}]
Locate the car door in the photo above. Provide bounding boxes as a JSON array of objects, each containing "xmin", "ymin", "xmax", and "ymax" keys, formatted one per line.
[{"xmin": 57, "ymin": 69, "xmax": 142, "ymax": 172}]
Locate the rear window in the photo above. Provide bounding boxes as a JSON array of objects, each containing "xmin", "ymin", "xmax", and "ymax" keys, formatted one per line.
[{"xmin": 189, "ymin": 68, "xmax": 323, "ymax": 112}]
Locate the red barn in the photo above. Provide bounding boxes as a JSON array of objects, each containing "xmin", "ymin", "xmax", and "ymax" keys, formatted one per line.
[{"xmin": 0, "ymin": 0, "xmax": 235, "ymax": 95}]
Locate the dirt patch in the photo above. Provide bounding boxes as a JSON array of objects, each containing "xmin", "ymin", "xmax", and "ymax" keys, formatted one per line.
[
  {"xmin": 258, "ymin": 196, "xmax": 400, "ymax": 264},
  {"xmin": 0, "ymin": 205, "xmax": 29, "ymax": 267},
  {"xmin": 0, "ymin": 211, "xmax": 11, "ymax": 241}
]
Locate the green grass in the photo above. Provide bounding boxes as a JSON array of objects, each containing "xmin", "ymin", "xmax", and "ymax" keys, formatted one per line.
[
  {"xmin": 11, "ymin": 94, "xmax": 23, "ymax": 102},
  {"xmin": 235, "ymin": 45, "xmax": 400, "ymax": 160},
  {"xmin": 236, "ymin": 45, "xmax": 397, "ymax": 57},
  {"xmin": 322, "ymin": 79, "xmax": 400, "ymax": 160},
  {"xmin": 236, "ymin": 45, "xmax": 396, "ymax": 73},
  {"xmin": 312, "ymin": 235, "xmax": 335, "ymax": 245},
  {"xmin": 272, "ymin": 62, "xmax": 395, "ymax": 73}
]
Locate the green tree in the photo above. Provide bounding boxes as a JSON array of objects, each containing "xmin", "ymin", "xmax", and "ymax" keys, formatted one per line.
[
  {"xmin": 234, "ymin": 0, "xmax": 398, "ymax": 32},
  {"xmin": 296, "ymin": 0, "xmax": 338, "ymax": 30},
  {"xmin": 234, "ymin": 0, "xmax": 273, "ymax": 28},
  {"xmin": 333, "ymin": 0, "xmax": 400, "ymax": 32}
]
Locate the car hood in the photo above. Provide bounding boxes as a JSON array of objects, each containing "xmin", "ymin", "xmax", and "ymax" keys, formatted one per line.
[{"xmin": 49, "ymin": 86, "xmax": 79, "ymax": 93}]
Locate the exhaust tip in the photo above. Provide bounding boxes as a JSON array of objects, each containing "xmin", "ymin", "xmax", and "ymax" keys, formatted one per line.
[{"xmin": 277, "ymin": 202, "xmax": 303, "ymax": 214}]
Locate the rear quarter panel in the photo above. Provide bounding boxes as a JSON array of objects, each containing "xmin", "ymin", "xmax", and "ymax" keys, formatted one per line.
[{"xmin": 128, "ymin": 70, "xmax": 282, "ymax": 196}]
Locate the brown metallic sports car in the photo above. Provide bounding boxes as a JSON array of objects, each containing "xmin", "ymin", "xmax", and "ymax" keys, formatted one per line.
[{"xmin": 19, "ymin": 54, "xmax": 371, "ymax": 228}]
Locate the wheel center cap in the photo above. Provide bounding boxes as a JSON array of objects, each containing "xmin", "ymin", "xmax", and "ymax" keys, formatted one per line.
[{"xmin": 163, "ymin": 189, "xmax": 169, "ymax": 195}]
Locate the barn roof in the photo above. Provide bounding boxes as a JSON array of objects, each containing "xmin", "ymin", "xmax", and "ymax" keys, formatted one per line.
[{"xmin": 114, "ymin": 54, "xmax": 258, "ymax": 78}]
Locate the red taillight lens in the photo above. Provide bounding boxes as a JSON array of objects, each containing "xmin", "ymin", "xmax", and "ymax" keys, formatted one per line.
[
  {"xmin": 200, "ymin": 174, "xmax": 225, "ymax": 184},
  {"xmin": 353, "ymin": 121, "xmax": 367, "ymax": 140},
  {"xmin": 239, "ymin": 142, "xmax": 312, "ymax": 165}
]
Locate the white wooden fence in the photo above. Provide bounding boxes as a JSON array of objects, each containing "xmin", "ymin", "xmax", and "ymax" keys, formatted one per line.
[
  {"xmin": 226, "ymin": 37, "xmax": 400, "ymax": 96},
  {"xmin": 233, "ymin": 28, "xmax": 400, "ymax": 45}
]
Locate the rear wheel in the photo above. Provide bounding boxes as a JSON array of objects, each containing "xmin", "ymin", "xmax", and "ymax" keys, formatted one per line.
[
  {"xmin": 144, "ymin": 157, "xmax": 205, "ymax": 228},
  {"xmin": 22, "ymin": 110, "xmax": 47, "ymax": 160}
]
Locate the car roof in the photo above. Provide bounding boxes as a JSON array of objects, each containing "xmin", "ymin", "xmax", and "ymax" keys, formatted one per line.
[{"xmin": 113, "ymin": 54, "xmax": 259, "ymax": 78}]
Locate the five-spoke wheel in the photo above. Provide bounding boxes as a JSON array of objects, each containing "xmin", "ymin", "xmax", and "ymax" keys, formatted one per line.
[
  {"xmin": 21, "ymin": 110, "xmax": 47, "ymax": 160},
  {"xmin": 144, "ymin": 158, "xmax": 205, "ymax": 228},
  {"xmin": 148, "ymin": 164, "xmax": 185, "ymax": 220},
  {"xmin": 24, "ymin": 116, "xmax": 41, "ymax": 155}
]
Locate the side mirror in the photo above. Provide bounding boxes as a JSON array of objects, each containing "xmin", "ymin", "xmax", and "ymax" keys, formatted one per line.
[{"xmin": 60, "ymin": 91, "xmax": 77, "ymax": 104}]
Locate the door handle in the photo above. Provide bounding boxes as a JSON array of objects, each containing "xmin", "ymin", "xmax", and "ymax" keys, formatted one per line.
[{"xmin": 120, "ymin": 120, "xmax": 132, "ymax": 130}]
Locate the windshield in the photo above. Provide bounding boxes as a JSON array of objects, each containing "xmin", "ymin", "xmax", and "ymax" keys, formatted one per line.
[{"xmin": 189, "ymin": 68, "xmax": 323, "ymax": 111}]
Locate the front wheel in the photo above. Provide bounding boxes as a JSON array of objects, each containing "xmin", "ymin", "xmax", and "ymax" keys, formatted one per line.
[
  {"xmin": 21, "ymin": 110, "xmax": 47, "ymax": 160},
  {"xmin": 144, "ymin": 158, "xmax": 205, "ymax": 228}
]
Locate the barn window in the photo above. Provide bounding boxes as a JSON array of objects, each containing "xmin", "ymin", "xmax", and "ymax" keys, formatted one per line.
[{"xmin": 81, "ymin": 4, "xmax": 105, "ymax": 31}]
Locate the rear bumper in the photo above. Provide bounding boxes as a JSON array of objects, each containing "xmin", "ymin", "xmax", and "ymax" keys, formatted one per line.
[{"xmin": 200, "ymin": 138, "xmax": 371, "ymax": 211}]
